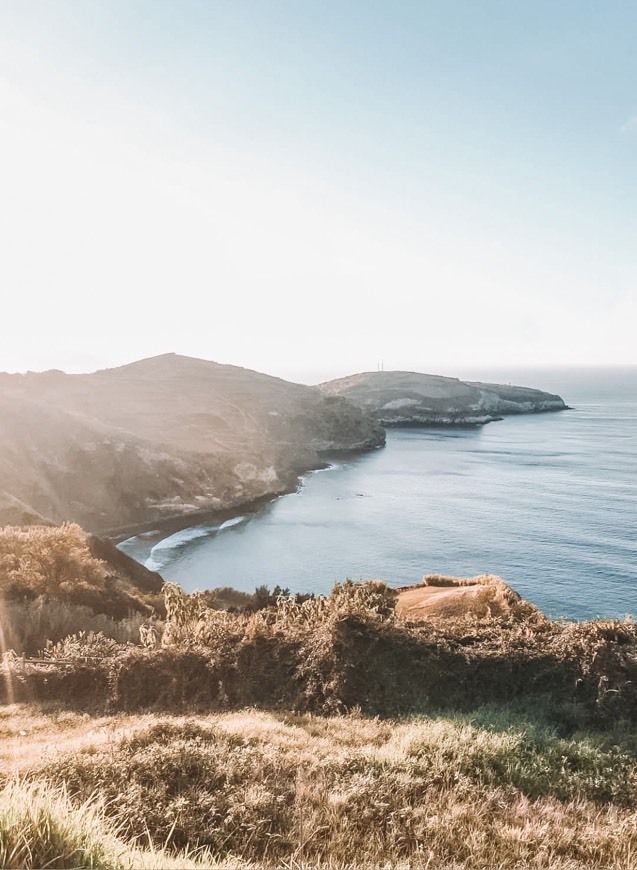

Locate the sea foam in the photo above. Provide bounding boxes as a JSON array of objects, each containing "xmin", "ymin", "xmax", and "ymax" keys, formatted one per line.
[
  {"xmin": 219, "ymin": 515, "xmax": 247, "ymax": 530},
  {"xmin": 145, "ymin": 524, "xmax": 219, "ymax": 571}
]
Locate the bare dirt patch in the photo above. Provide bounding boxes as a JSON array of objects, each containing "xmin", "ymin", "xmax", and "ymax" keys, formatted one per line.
[{"xmin": 396, "ymin": 574, "xmax": 539, "ymax": 621}]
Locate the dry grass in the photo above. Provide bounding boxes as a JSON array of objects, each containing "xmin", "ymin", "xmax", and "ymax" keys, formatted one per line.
[
  {"xmin": 1, "ymin": 571, "xmax": 636, "ymax": 866},
  {"xmin": 0, "ymin": 779, "xmax": 252, "ymax": 869},
  {"xmin": 0, "ymin": 597, "xmax": 149, "ymax": 655},
  {"xmin": 0, "ymin": 703, "xmax": 155, "ymax": 777},
  {"xmin": 3, "ymin": 704, "xmax": 631, "ymax": 869},
  {"xmin": 0, "ymin": 523, "xmax": 160, "ymax": 622}
]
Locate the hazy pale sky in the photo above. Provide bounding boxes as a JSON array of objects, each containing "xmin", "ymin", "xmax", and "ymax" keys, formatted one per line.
[{"xmin": 1, "ymin": 0, "xmax": 635, "ymax": 382}]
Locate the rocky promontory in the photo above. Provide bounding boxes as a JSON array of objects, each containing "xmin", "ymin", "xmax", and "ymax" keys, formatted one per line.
[
  {"xmin": 0, "ymin": 357, "xmax": 569, "ymax": 536},
  {"xmin": 0, "ymin": 354, "xmax": 384, "ymax": 534},
  {"xmin": 319, "ymin": 371, "xmax": 567, "ymax": 426}
]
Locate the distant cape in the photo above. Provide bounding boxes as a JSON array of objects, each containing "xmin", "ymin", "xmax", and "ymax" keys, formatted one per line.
[{"xmin": 319, "ymin": 370, "xmax": 568, "ymax": 426}]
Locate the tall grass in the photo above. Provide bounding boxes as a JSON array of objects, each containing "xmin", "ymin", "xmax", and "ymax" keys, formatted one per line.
[
  {"xmin": 0, "ymin": 779, "xmax": 252, "ymax": 869},
  {"xmin": 36, "ymin": 707, "xmax": 637, "ymax": 868},
  {"xmin": 0, "ymin": 597, "xmax": 149, "ymax": 655}
]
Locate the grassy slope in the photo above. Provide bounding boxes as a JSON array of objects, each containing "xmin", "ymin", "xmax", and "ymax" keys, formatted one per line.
[
  {"xmin": 1, "ymin": 529, "xmax": 636, "ymax": 868},
  {"xmin": 1, "ymin": 704, "xmax": 636, "ymax": 869}
]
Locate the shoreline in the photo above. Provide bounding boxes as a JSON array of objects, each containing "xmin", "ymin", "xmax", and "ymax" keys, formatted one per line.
[
  {"xmin": 380, "ymin": 404, "xmax": 573, "ymax": 429},
  {"xmin": 104, "ymin": 457, "xmax": 343, "ymax": 544},
  {"xmin": 106, "ymin": 408, "xmax": 573, "ymax": 546},
  {"xmin": 105, "ymin": 485, "xmax": 299, "ymax": 545}
]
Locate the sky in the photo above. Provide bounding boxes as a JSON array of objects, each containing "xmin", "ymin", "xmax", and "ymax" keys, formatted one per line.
[{"xmin": 0, "ymin": 0, "xmax": 635, "ymax": 383}]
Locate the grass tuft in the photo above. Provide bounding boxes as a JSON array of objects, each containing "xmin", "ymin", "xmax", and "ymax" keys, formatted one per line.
[{"xmin": 0, "ymin": 779, "xmax": 252, "ymax": 869}]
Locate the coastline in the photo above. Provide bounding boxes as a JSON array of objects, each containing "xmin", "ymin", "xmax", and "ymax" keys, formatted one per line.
[
  {"xmin": 106, "ymin": 485, "xmax": 299, "ymax": 545},
  {"xmin": 105, "ymin": 459, "xmax": 339, "ymax": 544},
  {"xmin": 379, "ymin": 404, "xmax": 573, "ymax": 429},
  {"xmin": 103, "ymin": 390, "xmax": 637, "ymax": 621},
  {"xmin": 106, "ymin": 407, "xmax": 573, "ymax": 546}
]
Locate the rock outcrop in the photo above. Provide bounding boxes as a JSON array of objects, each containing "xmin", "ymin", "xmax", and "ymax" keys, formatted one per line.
[
  {"xmin": 319, "ymin": 371, "xmax": 567, "ymax": 426},
  {"xmin": 0, "ymin": 354, "xmax": 384, "ymax": 534}
]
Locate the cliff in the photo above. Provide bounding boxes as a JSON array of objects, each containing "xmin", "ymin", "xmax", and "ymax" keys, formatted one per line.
[
  {"xmin": 319, "ymin": 371, "xmax": 567, "ymax": 426},
  {"xmin": 0, "ymin": 354, "xmax": 384, "ymax": 534}
]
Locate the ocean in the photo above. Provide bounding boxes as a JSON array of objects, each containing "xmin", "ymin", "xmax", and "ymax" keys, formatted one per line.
[{"xmin": 118, "ymin": 367, "xmax": 636, "ymax": 620}]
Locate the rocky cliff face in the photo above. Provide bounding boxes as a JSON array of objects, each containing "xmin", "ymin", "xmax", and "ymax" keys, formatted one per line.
[
  {"xmin": 319, "ymin": 371, "xmax": 567, "ymax": 426},
  {"xmin": 0, "ymin": 355, "xmax": 384, "ymax": 534}
]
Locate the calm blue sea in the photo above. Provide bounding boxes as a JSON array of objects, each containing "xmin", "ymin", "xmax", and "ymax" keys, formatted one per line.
[{"xmin": 119, "ymin": 368, "xmax": 636, "ymax": 620}]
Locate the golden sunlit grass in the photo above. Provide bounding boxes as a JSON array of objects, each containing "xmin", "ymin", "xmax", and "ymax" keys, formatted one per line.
[
  {"xmin": 1, "ymin": 529, "xmax": 636, "ymax": 867},
  {"xmin": 0, "ymin": 779, "xmax": 253, "ymax": 869},
  {"xmin": 2, "ymin": 704, "xmax": 634, "ymax": 869}
]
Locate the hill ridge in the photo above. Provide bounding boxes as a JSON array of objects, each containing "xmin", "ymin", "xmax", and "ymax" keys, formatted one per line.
[{"xmin": 0, "ymin": 355, "xmax": 384, "ymax": 533}]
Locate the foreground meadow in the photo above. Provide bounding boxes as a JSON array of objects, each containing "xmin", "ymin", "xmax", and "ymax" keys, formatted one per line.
[
  {"xmin": 1, "ymin": 526, "xmax": 636, "ymax": 867},
  {"xmin": 1, "ymin": 701, "xmax": 636, "ymax": 869}
]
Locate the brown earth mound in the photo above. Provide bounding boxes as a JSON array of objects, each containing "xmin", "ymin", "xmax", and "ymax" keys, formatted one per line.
[{"xmin": 397, "ymin": 574, "xmax": 543, "ymax": 621}]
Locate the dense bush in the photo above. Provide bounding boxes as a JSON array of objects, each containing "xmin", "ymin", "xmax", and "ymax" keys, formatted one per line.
[
  {"xmin": 0, "ymin": 524, "xmax": 102, "ymax": 597},
  {"xmin": 0, "ymin": 524, "xmax": 159, "ymax": 619},
  {"xmin": 7, "ymin": 580, "xmax": 636, "ymax": 728}
]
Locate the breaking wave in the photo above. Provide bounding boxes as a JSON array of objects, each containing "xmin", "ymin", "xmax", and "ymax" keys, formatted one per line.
[{"xmin": 145, "ymin": 524, "xmax": 219, "ymax": 571}]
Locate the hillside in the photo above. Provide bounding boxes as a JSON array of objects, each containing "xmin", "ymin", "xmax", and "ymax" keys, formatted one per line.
[
  {"xmin": 0, "ymin": 354, "xmax": 384, "ymax": 534},
  {"xmin": 319, "ymin": 370, "xmax": 567, "ymax": 425},
  {"xmin": 1, "ymin": 532, "xmax": 636, "ymax": 869}
]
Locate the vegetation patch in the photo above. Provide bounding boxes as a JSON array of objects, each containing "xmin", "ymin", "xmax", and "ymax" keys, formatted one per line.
[
  {"xmin": 0, "ymin": 524, "xmax": 164, "ymax": 654},
  {"xmin": 1, "ymin": 528, "xmax": 636, "ymax": 867},
  {"xmin": 33, "ymin": 708, "xmax": 637, "ymax": 868},
  {"xmin": 5, "ymin": 579, "xmax": 637, "ymax": 726}
]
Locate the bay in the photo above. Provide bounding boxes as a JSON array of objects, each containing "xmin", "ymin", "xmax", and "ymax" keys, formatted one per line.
[{"xmin": 119, "ymin": 367, "xmax": 637, "ymax": 620}]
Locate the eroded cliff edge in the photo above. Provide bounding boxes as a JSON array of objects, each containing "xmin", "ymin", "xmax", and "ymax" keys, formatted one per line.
[
  {"xmin": 319, "ymin": 371, "xmax": 568, "ymax": 426},
  {"xmin": 0, "ymin": 354, "xmax": 384, "ymax": 534}
]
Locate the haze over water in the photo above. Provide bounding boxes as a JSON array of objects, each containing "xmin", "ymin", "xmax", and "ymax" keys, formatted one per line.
[{"xmin": 120, "ymin": 368, "xmax": 636, "ymax": 621}]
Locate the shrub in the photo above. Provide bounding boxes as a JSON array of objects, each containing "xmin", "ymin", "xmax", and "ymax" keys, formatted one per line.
[
  {"xmin": 0, "ymin": 523, "xmax": 159, "ymax": 619},
  {"xmin": 4, "ymin": 581, "xmax": 636, "ymax": 726}
]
